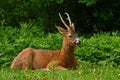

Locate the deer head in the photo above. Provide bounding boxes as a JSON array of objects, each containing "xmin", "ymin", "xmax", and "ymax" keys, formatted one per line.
[{"xmin": 56, "ymin": 13, "xmax": 80, "ymax": 47}]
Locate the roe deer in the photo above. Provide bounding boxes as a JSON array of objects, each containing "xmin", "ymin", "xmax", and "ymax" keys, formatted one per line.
[{"xmin": 10, "ymin": 13, "xmax": 80, "ymax": 70}]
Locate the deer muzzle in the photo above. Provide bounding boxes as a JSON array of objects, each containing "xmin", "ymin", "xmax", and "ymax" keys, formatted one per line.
[{"xmin": 75, "ymin": 38, "xmax": 80, "ymax": 45}]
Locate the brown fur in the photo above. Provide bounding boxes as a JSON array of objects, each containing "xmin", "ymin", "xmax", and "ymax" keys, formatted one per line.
[{"xmin": 10, "ymin": 13, "xmax": 80, "ymax": 70}]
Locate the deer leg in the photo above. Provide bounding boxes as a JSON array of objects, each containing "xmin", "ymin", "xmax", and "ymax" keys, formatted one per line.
[
  {"xmin": 11, "ymin": 48, "xmax": 33, "ymax": 70},
  {"xmin": 45, "ymin": 61, "xmax": 67, "ymax": 70},
  {"xmin": 21, "ymin": 49, "xmax": 33, "ymax": 70},
  {"xmin": 22, "ymin": 56, "xmax": 32, "ymax": 71},
  {"xmin": 54, "ymin": 66, "xmax": 67, "ymax": 70}
]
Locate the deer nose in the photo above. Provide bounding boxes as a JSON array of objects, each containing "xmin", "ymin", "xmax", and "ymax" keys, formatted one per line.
[{"xmin": 75, "ymin": 38, "xmax": 80, "ymax": 45}]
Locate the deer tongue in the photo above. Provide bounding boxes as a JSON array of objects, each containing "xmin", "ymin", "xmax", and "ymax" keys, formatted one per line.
[{"xmin": 75, "ymin": 40, "xmax": 80, "ymax": 45}]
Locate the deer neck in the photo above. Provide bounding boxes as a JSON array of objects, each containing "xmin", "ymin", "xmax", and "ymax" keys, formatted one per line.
[{"xmin": 60, "ymin": 37, "xmax": 75, "ymax": 57}]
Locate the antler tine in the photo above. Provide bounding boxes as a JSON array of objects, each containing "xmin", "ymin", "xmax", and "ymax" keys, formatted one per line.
[
  {"xmin": 64, "ymin": 12, "xmax": 72, "ymax": 26},
  {"xmin": 59, "ymin": 13, "xmax": 70, "ymax": 30}
]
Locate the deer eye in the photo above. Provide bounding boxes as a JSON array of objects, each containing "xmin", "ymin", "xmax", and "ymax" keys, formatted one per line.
[{"xmin": 68, "ymin": 35, "xmax": 72, "ymax": 38}]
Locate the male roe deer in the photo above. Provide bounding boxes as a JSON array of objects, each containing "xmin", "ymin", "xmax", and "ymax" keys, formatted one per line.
[{"xmin": 10, "ymin": 13, "xmax": 80, "ymax": 70}]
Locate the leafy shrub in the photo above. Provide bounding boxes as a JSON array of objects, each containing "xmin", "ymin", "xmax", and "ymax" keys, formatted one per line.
[
  {"xmin": 76, "ymin": 32, "xmax": 120, "ymax": 66},
  {"xmin": 0, "ymin": 24, "xmax": 62, "ymax": 67},
  {"xmin": 0, "ymin": 24, "xmax": 120, "ymax": 67}
]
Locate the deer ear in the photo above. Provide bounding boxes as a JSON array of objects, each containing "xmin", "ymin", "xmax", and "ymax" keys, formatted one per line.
[{"xmin": 56, "ymin": 26, "xmax": 66, "ymax": 34}]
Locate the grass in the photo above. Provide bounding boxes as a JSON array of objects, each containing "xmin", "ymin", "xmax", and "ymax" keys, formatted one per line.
[
  {"xmin": 0, "ymin": 63, "xmax": 120, "ymax": 80},
  {"xmin": 0, "ymin": 25, "xmax": 120, "ymax": 80}
]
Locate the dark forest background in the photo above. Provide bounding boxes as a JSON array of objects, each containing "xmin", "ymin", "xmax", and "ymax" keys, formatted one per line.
[{"xmin": 0, "ymin": 0, "xmax": 120, "ymax": 33}]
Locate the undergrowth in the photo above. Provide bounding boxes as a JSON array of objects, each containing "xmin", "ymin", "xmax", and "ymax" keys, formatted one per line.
[
  {"xmin": 0, "ymin": 23, "xmax": 120, "ymax": 68},
  {"xmin": 0, "ymin": 62, "xmax": 120, "ymax": 80}
]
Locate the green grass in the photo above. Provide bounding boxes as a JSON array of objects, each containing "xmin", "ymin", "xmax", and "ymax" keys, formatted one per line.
[
  {"xmin": 0, "ymin": 25, "xmax": 120, "ymax": 80},
  {"xmin": 0, "ymin": 64, "xmax": 120, "ymax": 80}
]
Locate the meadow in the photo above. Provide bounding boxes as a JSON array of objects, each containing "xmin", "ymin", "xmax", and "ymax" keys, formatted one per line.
[
  {"xmin": 0, "ymin": 64, "xmax": 120, "ymax": 80},
  {"xmin": 0, "ymin": 23, "xmax": 120, "ymax": 80}
]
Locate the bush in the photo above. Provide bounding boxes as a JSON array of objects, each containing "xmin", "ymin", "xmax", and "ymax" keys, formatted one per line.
[
  {"xmin": 76, "ymin": 32, "xmax": 120, "ymax": 66},
  {"xmin": 0, "ymin": 24, "xmax": 120, "ymax": 67},
  {"xmin": 0, "ymin": 24, "xmax": 62, "ymax": 67}
]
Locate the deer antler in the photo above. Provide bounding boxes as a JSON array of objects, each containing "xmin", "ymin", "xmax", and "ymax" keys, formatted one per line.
[
  {"xmin": 59, "ymin": 13, "xmax": 70, "ymax": 30},
  {"xmin": 64, "ymin": 13, "xmax": 72, "ymax": 26}
]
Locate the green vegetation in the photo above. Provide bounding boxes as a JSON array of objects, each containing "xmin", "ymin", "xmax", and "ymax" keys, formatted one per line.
[
  {"xmin": 0, "ymin": 0, "xmax": 120, "ymax": 79},
  {"xmin": 1, "ymin": 24, "xmax": 120, "ymax": 67},
  {"xmin": 0, "ymin": 0, "xmax": 120, "ymax": 33},
  {"xmin": 0, "ymin": 24, "xmax": 120, "ymax": 79},
  {"xmin": 76, "ymin": 32, "xmax": 120, "ymax": 66},
  {"xmin": 0, "ymin": 24, "xmax": 119, "ymax": 66},
  {"xmin": 0, "ymin": 63, "xmax": 120, "ymax": 80}
]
